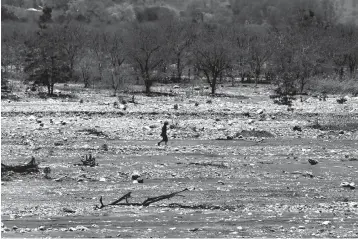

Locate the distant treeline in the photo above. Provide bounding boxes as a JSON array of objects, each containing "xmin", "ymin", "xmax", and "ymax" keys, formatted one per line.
[{"xmin": 1, "ymin": 0, "xmax": 358, "ymax": 95}]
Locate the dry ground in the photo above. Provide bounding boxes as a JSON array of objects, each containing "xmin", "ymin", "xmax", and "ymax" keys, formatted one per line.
[{"xmin": 1, "ymin": 83, "xmax": 358, "ymax": 238}]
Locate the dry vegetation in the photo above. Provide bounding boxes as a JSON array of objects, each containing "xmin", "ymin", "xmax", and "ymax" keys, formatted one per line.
[
  {"xmin": 1, "ymin": 82, "xmax": 358, "ymax": 238},
  {"xmin": 1, "ymin": 0, "xmax": 358, "ymax": 237}
]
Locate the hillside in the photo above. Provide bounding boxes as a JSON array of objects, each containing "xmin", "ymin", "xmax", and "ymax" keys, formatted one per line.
[{"xmin": 2, "ymin": 0, "xmax": 357, "ymax": 25}]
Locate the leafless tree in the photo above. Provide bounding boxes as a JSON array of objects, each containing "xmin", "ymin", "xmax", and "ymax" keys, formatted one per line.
[
  {"xmin": 166, "ymin": 19, "xmax": 196, "ymax": 81},
  {"xmin": 193, "ymin": 25, "xmax": 232, "ymax": 95},
  {"xmin": 125, "ymin": 22, "xmax": 168, "ymax": 94},
  {"xmin": 60, "ymin": 22, "xmax": 86, "ymax": 81},
  {"xmin": 103, "ymin": 31, "xmax": 126, "ymax": 95}
]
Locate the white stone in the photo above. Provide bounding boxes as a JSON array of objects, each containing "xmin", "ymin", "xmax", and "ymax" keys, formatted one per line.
[
  {"xmin": 257, "ymin": 109, "xmax": 264, "ymax": 114},
  {"xmin": 322, "ymin": 221, "xmax": 331, "ymax": 225}
]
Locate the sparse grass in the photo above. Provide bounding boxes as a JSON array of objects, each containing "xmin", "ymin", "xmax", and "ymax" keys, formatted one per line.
[
  {"xmin": 308, "ymin": 116, "xmax": 358, "ymax": 131},
  {"xmin": 77, "ymin": 128, "xmax": 108, "ymax": 137},
  {"xmin": 307, "ymin": 77, "xmax": 358, "ymax": 96}
]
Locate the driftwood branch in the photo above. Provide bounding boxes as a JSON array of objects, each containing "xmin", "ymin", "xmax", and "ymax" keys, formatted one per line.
[
  {"xmin": 95, "ymin": 189, "xmax": 189, "ymax": 209},
  {"xmin": 109, "ymin": 192, "xmax": 132, "ymax": 205},
  {"xmin": 142, "ymin": 188, "xmax": 188, "ymax": 206},
  {"xmin": 1, "ymin": 156, "xmax": 39, "ymax": 174}
]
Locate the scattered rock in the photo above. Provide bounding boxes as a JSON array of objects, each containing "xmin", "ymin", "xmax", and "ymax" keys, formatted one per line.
[
  {"xmin": 143, "ymin": 126, "xmax": 151, "ymax": 131},
  {"xmin": 194, "ymin": 102, "xmax": 199, "ymax": 107},
  {"xmin": 75, "ymin": 226, "xmax": 88, "ymax": 231},
  {"xmin": 337, "ymin": 97, "xmax": 347, "ymax": 104},
  {"xmin": 101, "ymin": 144, "xmax": 109, "ymax": 151},
  {"xmin": 54, "ymin": 176, "xmax": 66, "ymax": 182},
  {"xmin": 341, "ymin": 182, "xmax": 355, "ymax": 189},
  {"xmin": 247, "ymin": 119, "xmax": 255, "ymax": 124},
  {"xmin": 28, "ymin": 115, "xmax": 37, "ymax": 121},
  {"xmin": 63, "ymin": 208, "xmax": 76, "ymax": 213},
  {"xmin": 54, "ymin": 141, "xmax": 64, "ymax": 146},
  {"xmin": 38, "ymin": 226, "xmax": 46, "ymax": 231},
  {"xmin": 12, "ymin": 225, "xmax": 18, "ymax": 230},
  {"xmin": 302, "ymin": 171, "xmax": 314, "ymax": 178},
  {"xmin": 131, "ymin": 171, "xmax": 140, "ymax": 180},
  {"xmin": 293, "ymin": 126, "xmax": 302, "ymax": 132},
  {"xmin": 298, "ymin": 226, "xmax": 305, "ymax": 229},
  {"xmin": 243, "ymin": 112, "xmax": 250, "ymax": 117},
  {"xmin": 99, "ymin": 177, "xmax": 106, "ymax": 182},
  {"xmin": 194, "ymin": 86, "xmax": 201, "ymax": 91},
  {"xmin": 322, "ymin": 221, "xmax": 331, "ymax": 226},
  {"xmin": 173, "ymin": 104, "xmax": 178, "ymax": 110},
  {"xmin": 308, "ymin": 159, "xmax": 319, "ymax": 165},
  {"xmin": 206, "ymin": 99, "xmax": 212, "ymax": 104},
  {"xmin": 257, "ymin": 109, "xmax": 264, "ymax": 114}
]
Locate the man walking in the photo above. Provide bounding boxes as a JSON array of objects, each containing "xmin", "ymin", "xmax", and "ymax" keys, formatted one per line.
[{"xmin": 158, "ymin": 121, "xmax": 169, "ymax": 146}]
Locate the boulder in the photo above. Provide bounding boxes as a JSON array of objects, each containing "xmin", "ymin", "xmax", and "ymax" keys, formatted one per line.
[
  {"xmin": 341, "ymin": 182, "xmax": 355, "ymax": 189},
  {"xmin": 293, "ymin": 126, "xmax": 302, "ymax": 132},
  {"xmin": 256, "ymin": 109, "xmax": 264, "ymax": 114},
  {"xmin": 28, "ymin": 115, "xmax": 36, "ymax": 121},
  {"xmin": 131, "ymin": 171, "xmax": 140, "ymax": 180},
  {"xmin": 308, "ymin": 159, "xmax": 319, "ymax": 165}
]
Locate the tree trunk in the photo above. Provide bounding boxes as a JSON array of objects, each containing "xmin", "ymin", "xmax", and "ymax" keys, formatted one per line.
[
  {"xmin": 255, "ymin": 68, "xmax": 260, "ymax": 86},
  {"xmin": 69, "ymin": 60, "xmax": 74, "ymax": 81},
  {"xmin": 145, "ymin": 80, "xmax": 151, "ymax": 94},
  {"xmin": 300, "ymin": 77, "xmax": 305, "ymax": 93},
  {"xmin": 50, "ymin": 84, "xmax": 54, "ymax": 95},
  {"xmin": 211, "ymin": 77, "xmax": 217, "ymax": 95},
  {"xmin": 47, "ymin": 84, "xmax": 51, "ymax": 95},
  {"xmin": 211, "ymin": 84, "xmax": 216, "ymax": 94},
  {"xmin": 144, "ymin": 71, "xmax": 152, "ymax": 94},
  {"xmin": 177, "ymin": 56, "xmax": 182, "ymax": 81}
]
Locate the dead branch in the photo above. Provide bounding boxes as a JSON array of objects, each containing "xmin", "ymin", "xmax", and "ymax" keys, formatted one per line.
[
  {"xmin": 141, "ymin": 188, "xmax": 188, "ymax": 206},
  {"xmin": 109, "ymin": 192, "xmax": 132, "ymax": 205},
  {"xmin": 1, "ymin": 156, "xmax": 39, "ymax": 174},
  {"xmin": 95, "ymin": 189, "xmax": 189, "ymax": 209},
  {"xmin": 188, "ymin": 161, "xmax": 228, "ymax": 168},
  {"xmin": 168, "ymin": 203, "xmax": 238, "ymax": 211}
]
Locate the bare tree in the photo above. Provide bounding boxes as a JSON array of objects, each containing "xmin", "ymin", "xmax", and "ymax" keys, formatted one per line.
[
  {"xmin": 125, "ymin": 22, "xmax": 168, "ymax": 94},
  {"xmin": 103, "ymin": 31, "xmax": 126, "ymax": 95},
  {"xmin": 166, "ymin": 19, "xmax": 196, "ymax": 81},
  {"xmin": 60, "ymin": 22, "xmax": 86, "ymax": 81},
  {"xmin": 90, "ymin": 32, "xmax": 107, "ymax": 83},
  {"xmin": 193, "ymin": 25, "xmax": 232, "ymax": 95},
  {"xmin": 246, "ymin": 24, "xmax": 274, "ymax": 85}
]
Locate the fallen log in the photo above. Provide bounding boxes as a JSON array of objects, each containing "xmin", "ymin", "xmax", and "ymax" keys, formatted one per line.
[
  {"xmin": 168, "ymin": 203, "xmax": 239, "ymax": 211},
  {"xmin": 95, "ymin": 189, "xmax": 188, "ymax": 209},
  {"xmin": 141, "ymin": 188, "xmax": 188, "ymax": 206},
  {"xmin": 1, "ymin": 156, "xmax": 39, "ymax": 174}
]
